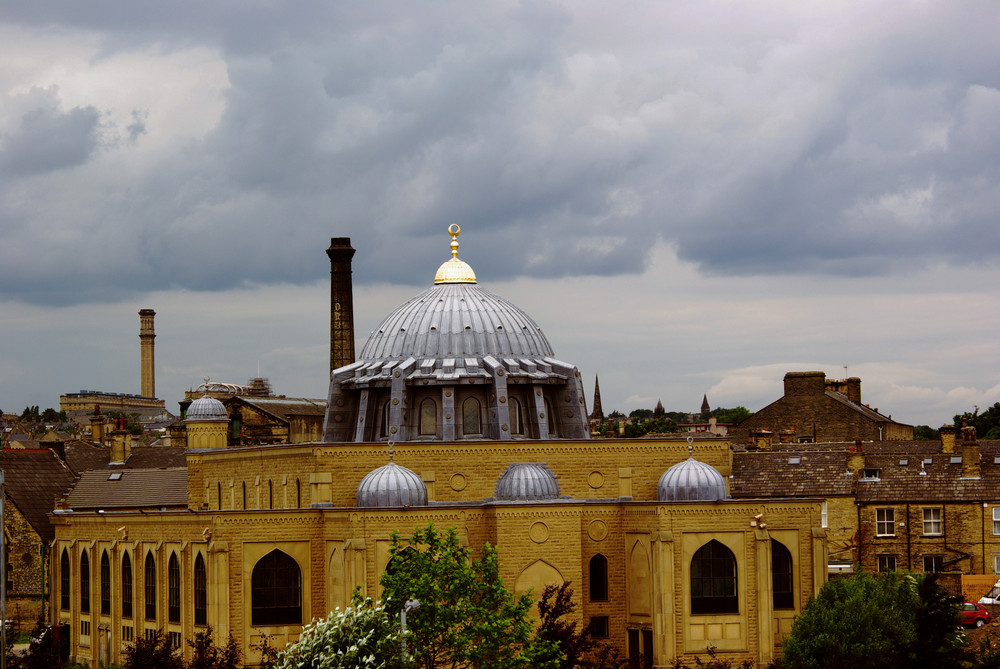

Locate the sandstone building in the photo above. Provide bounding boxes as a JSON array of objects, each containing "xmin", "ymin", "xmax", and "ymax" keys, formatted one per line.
[
  {"xmin": 50, "ymin": 228, "xmax": 827, "ymax": 667},
  {"xmin": 729, "ymin": 371, "xmax": 913, "ymax": 445}
]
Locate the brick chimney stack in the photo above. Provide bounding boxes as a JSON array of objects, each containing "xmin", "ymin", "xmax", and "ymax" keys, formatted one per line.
[
  {"xmin": 961, "ymin": 417, "xmax": 981, "ymax": 479},
  {"xmin": 139, "ymin": 309, "xmax": 156, "ymax": 398},
  {"xmin": 326, "ymin": 238, "xmax": 356, "ymax": 374},
  {"xmin": 940, "ymin": 425, "xmax": 957, "ymax": 454}
]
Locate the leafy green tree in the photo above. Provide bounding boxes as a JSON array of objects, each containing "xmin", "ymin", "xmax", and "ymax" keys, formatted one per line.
[
  {"xmin": 914, "ymin": 425, "xmax": 941, "ymax": 441},
  {"xmin": 380, "ymin": 523, "xmax": 558, "ymax": 669},
  {"xmin": 534, "ymin": 582, "xmax": 627, "ymax": 669},
  {"xmin": 186, "ymin": 627, "xmax": 241, "ymax": 669},
  {"xmin": 121, "ymin": 629, "xmax": 183, "ymax": 669},
  {"xmin": 274, "ymin": 598, "xmax": 405, "ymax": 669},
  {"xmin": 712, "ymin": 406, "xmax": 752, "ymax": 424},
  {"xmin": 955, "ymin": 403, "xmax": 1000, "ymax": 440},
  {"xmin": 781, "ymin": 571, "xmax": 967, "ymax": 669},
  {"xmin": 629, "ymin": 409, "xmax": 653, "ymax": 420}
]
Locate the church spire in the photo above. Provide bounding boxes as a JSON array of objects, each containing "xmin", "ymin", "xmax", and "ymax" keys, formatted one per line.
[
  {"xmin": 590, "ymin": 375, "xmax": 604, "ymax": 422},
  {"xmin": 701, "ymin": 394, "xmax": 710, "ymax": 414}
]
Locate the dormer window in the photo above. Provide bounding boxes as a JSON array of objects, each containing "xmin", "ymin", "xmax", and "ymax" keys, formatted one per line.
[{"xmin": 862, "ymin": 468, "xmax": 881, "ymax": 480}]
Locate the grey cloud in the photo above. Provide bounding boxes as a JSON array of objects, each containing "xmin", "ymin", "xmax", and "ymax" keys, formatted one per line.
[
  {"xmin": 2, "ymin": 1, "xmax": 999, "ymax": 306},
  {"xmin": 0, "ymin": 88, "xmax": 101, "ymax": 177}
]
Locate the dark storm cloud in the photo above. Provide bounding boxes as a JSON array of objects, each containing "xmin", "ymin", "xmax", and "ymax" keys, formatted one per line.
[
  {"xmin": 1, "ymin": 1, "xmax": 999, "ymax": 306},
  {"xmin": 0, "ymin": 88, "xmax": 101, "ymax": 177}
]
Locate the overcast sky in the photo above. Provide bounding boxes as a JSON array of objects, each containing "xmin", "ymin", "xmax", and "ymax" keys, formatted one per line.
[{"xmin": 2, "ymin": 1, "xmax": 998, "ymax": 429}]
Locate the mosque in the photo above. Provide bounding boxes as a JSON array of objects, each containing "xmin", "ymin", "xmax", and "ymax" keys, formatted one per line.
[{"xmin": 50, "ymin": 227, "xmax": 826, "ymax": 667}]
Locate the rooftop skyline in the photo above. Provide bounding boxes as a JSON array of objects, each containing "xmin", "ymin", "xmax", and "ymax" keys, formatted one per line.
[{"xmin": 1, "ymin": 1, "xmax": 998, "ymax": 426}]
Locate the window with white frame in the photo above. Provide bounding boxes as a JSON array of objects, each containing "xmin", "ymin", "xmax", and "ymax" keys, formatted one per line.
[
  {"xmin": 993, "ymin": 508, "xmax": 1000, "ymax": 535},
  {"xmin": 994, "ymin": 555, "xmax": 1000, "ymax": 574},
  {"xmin": 876, "ymin": 509, "xmax": 896, "ymax": 537},
  {"xmin": 923, "ymin": 508, "xmax": 943, "ymax": 536},
  {"xmin": 877, "ymin": 555, "xmax": 896, "ymax": 572}
]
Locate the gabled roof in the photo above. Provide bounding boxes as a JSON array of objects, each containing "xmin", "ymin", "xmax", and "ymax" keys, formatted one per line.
[
  {"xmin": 824, "ymin": 391, "xmax": 907, "ymax": 425},
  {"xmin": 65, "ymin": 468, "xmax": 188, "ymax": 510},
  {"xmin": 0, "ymin": 449, "xmax": 76, "ymax": 541},
  {"xmin": 854, "ymin": 451, "xmax": 1000, "ymax": 502}
]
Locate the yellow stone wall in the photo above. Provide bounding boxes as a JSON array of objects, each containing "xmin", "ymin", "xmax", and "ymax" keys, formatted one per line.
[{"xmin": 52, "ymin": 436, "xmax": 823, "ymax": 668}]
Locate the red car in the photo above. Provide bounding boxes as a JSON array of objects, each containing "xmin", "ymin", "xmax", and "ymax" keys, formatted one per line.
[{"xmin": 961, "ymin": 602, "xmax": 991, "ymax": 628}]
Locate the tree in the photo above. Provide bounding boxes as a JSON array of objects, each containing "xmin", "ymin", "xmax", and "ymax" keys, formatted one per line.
[
  {"xmin": 187, "ymin": 627, "xmax": 242, "ymax": 669},
  {"xmin": 534, "ymin": 582, "xmax": 627, "ymax": 669},
  {"xmin": 380, "ymin": 523, "xmax": 558, "ymax": 669},
  {"xmin": 781, "ymin": 571, "xmax": 967, "ymax": 669},
  {"xmin": 955, "ymin": 403, "xmax": 1000, "ymax": 440},
  {"xmin": 121, "ymin": 628, "xmax": 184, "ymax": 669},
  {"xmin": 914, "ymin": 425, "xmax": 941, "ymax": 441},
  {"xmin": 274, "ymin": 598, "xmax": 406, "ymax": 669}
]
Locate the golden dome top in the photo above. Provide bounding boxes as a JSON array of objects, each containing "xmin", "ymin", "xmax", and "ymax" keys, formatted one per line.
[{"xmin": 434, "ymin": 224, "xmax": 477, "ymax": 284}]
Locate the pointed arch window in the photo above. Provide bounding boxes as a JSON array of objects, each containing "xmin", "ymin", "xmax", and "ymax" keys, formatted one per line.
[
  {"xmin": 589, "ymin": 554, "xmax": 609, "ymax": 602},
  {"xmin": 510, "ymin": 397, "xmax": 523, "ymax": 435},
  {"xmin": 100, "ymin": 551, "xmax": 111, "ymax": 615},
  {"xmin": 463, "ymin": 397, "xmax": 482, "ymax": 436},
  {"xmin": 251, "ymin": 549, "xmax": 302, "ymax": 626},
  {"xmin": 690, "ymin": 540, "xmax": 738, "ymax": 614},
  {"xmin": 80, "ymin": 549, "xmax": 90, "ymax": 614},
  {"xmin": 144, "ymin": 553, "xmax": 157, "ymax": 621},
  {"xmin": 60, "ymin": 549, "xmax": 70, "ymax": 611},
  {"xmin": 419, "ymin": 398, "xmax": 437, "ymax": 436},
  {"xmin": 168, "ymin": 553, "xmax": 181, "ymax": 623},
  {"xmin": 122, "ymin": 553, "xmax": 133, "ymax": 619},
  {"xmin": 194, "ymin": 553, "xmax": 207, "ymax": 626},
  {"xmin": 772, "ymin": 540, "xmax": 794, "ymax": 610}
]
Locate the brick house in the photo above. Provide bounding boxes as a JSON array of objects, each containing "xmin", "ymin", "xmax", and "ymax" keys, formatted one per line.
[{"xmin": 729, "ymin": 371, "xmax": 913, "ymax": 445}]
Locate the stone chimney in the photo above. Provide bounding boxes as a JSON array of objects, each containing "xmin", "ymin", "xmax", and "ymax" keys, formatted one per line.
[
  {"xmin": 940, "ymin": 425, "xmax": 957, "ymax": 454},
  {"xmin": 784, "ymin": 371, "xmax": 826, "ymax": 397},
  {"xmin": 139, "ymin": 309, "xmax": 156, "ymax": 398},
  {"xmin": 847, "ymin": 439, "xmax": 865, "ymax": 473},
  {"xmin": 110, "ymin": 426, "xmax": 129, "ymax": 464},
  {"xmin": 326, "ymin": 238, "xmax": 357, "ymax": 374},
  {"xmin": 90, "ymin": 405, "xmax": 104, "ymax": 443},
  {"xmin": 961, "ymin": 417, "xmax": 981, "ymax": 479},
  {"xmin": 750, "ymin": 429, "xmax": 773, "ymax": 451}
]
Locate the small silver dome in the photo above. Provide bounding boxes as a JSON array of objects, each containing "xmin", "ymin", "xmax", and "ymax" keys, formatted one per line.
[
  {"xmin": 356, "ymin": 461, "xmax": 428, "ymax": 508},
  {"xmin": 495, "ymin": 463, "xmax": 560, "ymax": 501},
  {"xmin": 186, "ymin": 395, "xmax": 228, "ymax": 421},
  {"xmin": 657, "ymin": 455, "xmax": 727, "ymax": 502}
]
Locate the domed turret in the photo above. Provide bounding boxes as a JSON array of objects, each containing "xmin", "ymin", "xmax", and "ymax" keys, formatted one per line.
[
  {"xmin": 495, "ymin": 463, "xmax": 561, "ymax": 501},
  {"xmin": 356, "ymin": 455, "xmax": 428, "ymax": 508},
  {"xmin": 186, "ymin": 395, "xmax": 228, "ymax": 421},
  {"xmin": 657, "ymin": 441, "xmax": 728, "ymax": 502}
]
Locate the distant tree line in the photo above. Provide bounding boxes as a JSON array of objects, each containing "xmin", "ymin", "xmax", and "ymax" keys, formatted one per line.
[{"xmin": 17, "ymin": 406, "xmax": 68, "ymax": 423}]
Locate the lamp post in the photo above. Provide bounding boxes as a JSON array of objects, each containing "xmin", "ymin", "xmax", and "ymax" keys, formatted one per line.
[{"xmin": 400, "ymin": 598, "xmax": 420, "ymax": 664}]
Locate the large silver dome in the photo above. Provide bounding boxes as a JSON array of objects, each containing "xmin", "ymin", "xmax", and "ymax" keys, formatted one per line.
[
  {"xmin": 356, "ymin": 461, "xmax": 428, "ymax": 508},
  {"xmin": 657, "ymin": 455, "xmax": 727, "ymax": 502},
  {"xmin": 360, "ymin": 283, "xmax": 554, "ymax": 361},
  {"xmin": 186, "ymin": 395, "xmax": 228, "ymax": 421},
  {"xmin": 495, "ymin": 463, "xmax": 561, "ymax": 501}
]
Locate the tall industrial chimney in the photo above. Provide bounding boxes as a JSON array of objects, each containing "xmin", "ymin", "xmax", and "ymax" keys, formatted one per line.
[
  {"xmin": 326, "ymin": 238, "xmax": 356, "ymax": 374},
  {"xmin": 139, "ymin": 309, "xmax": 156, "ymax": 398}
]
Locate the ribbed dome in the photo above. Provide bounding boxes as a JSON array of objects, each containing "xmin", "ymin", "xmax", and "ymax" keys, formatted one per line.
[
  {"xmin": 356, "ymin": 461, "xmax": 428, "ymax": 508},
  {"xmin": 186, "ymin": 395, "xmax": 228, "ymax": 421},
  {"xmin": 359, "ymin": 283, "xmax": 554, "ymax": 361},
  {"xmin": 657, "ymin": 456, "xmax": 727, "ymax": 502},
  {"xmin": 495, "ymin": 463, "xmax": 561, "ymax": 501}
]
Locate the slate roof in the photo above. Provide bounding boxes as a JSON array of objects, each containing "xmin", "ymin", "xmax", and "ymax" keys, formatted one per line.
[
  {"xmin": 731, "ymin": 450, "xmax": 856, "ymax": 498},
  {"xmin": 65, "ymin": 468, "xmax": 188, "ymax": 510},
  {"xmin": 732, "ymin": 440, "xmax": 1000, "ymax": 502},
  {"xmin": 0, "ymin": 449, "xmax": 76, "ymax": 541},
  {"xmin": 62, "ymin": 441, "xmax": 187, "ymax": 474}
]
